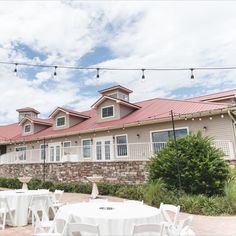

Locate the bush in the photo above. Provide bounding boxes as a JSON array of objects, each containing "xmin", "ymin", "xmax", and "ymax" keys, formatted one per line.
[
  {"xmin": 143, "ymin": 180, "xmax": 173, "ymax": 206},
  {"xmin": 115, "ymin": 184, "xmax": 144, "ymax": 200},
  {"xmin": 28, "ymin": 178, "xmax": 43, "ymax": 190},
  {"xmin": 149, "ymin": 132, "xmax": 230, "ymax": 195}
]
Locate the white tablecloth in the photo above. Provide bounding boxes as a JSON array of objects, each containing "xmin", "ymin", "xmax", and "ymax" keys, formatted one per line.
[
  {"xmin": 56, "ymin": 201, "xmax": 161, "ymax": 236},
  {"xmin": 0, "ymin": 189, "xmax": 50, "ymax": 226}
]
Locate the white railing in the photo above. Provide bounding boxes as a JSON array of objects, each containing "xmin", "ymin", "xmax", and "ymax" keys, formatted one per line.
[{"xmin": 0, "ymin": 140, "xmax": 234, "ymax": 164}]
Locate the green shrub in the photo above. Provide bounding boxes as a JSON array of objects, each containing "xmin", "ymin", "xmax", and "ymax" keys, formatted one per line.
[
  {"xmin": 28, "ymin": 178, "xmax": 43, "ymax": 190},
  {"xmin": 143, "ymin": 180, "xmax": 173, "ymax": 206},
  {"xmin": 149, "ymin": 132, "xmax": 230, "ymax": 195},
  {"xmin": 41, "ymin": 180, "xmax": 55, "ymax": 191},
  {"xmin": 97, "ymin": 183, "xmax": 124, "ymax": 196},
  {"xmin": 224, "ymin": 181, "xmax": 236, "ymax": 213},
  {"xmin": 115, "ymin": 184, "xmax": 144, "ymax": 200}
]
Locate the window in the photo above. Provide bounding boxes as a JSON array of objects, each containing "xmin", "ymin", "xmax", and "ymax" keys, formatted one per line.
[
  {"xmin": 63, "ymin": 141, "xmax": 71, "ymax": 155},
  {"xmin": 15, "ymin": 146, "xmax": 27, "ymax": 161},
  {"xmin": 40, "ymin": 144, "xmax": 47, "ymax": 160},
  {"xmin": 151, "ymin": 128, "xmax": 188, "ymax": 153},
  {"xmin": 82, "ymin": 139, "xmax": 92, "ymax": 158},
  {"xmin": 116, "ymin": 135, "xmax": 128, "ymax": 157},
  {"xmin": 56, "ymin": 116, "xmax": 66, "ymax": 127},
  {"xmin": 108, "ymin": 92, "xmax": 129, "ymax": 101},
  {"xmin": 24, "ymin": 124, "xmax": 31, "ymax": 133},
  {"xmin": 102, "ymin": 106, "xmax": 114, "ymax": 118}
]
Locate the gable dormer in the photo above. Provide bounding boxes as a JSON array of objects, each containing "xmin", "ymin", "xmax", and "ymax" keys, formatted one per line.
[
  {"xmin": 98, "ymin": 85, "xmax": 132, "ymax": 102},
  {"xmin": 17, "ymin": 107, "xmax": 40, "ymax": 122},
  {"xmin": 49, "ymin": 107, "xmax": 90, "ymax": 130},
  {"xmin": 92, "ymin": 85, "xmax": 140, "ymax": 122},
  {"xmin": 19, "ymin": 117, "xmax": 52, "ymax": 136}
]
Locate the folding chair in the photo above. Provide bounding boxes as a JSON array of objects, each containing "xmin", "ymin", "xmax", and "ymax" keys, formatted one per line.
[
  {"xmin": 67, "ymin": 222, "xmax": 100, "ymax": 236},
  {"xmin": 160, "ymin": 203, "xmax": 180, "ymax": 226},
  {"xmin": 0, "ymin": 197, "xmax": 15, "ymax": 230},
  {"xmin": 28, "ymin": 195, "xmax": 54, "ymax": 234},
  {"xmin": 168, "ymin": 216, "xmax": 194, "ymax": 236},
  {"xmin": 132, "ymin": 223, "xmax": 164, "ymax": 236},
  {"xmin": 51, "ymin": 190, "xmax": 65, "ymax": 210}
]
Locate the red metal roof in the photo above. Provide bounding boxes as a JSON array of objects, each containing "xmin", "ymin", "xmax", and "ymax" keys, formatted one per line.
[
  {"xmin": 3, "ymin": 97, "xmax": 230, "ymax": 143},
  {"xmin": 91, "ymin": 95, "xmax": 141, "ymax": 109},
  {"xmin": 186, "ymin": 89, "xmax": 236, "ymax": 102},
  {"xmin": 19, "ymin": 117, "xmax": 53, "ymax": 126},
  {"xmin": 49, "ymin": 107, "xmax": 90, "ymax": 119},
  {"xmin": 99, "ymin": 85, "xmax": 133, "ymax": 94},
  {"xmin": 0, "ymin": 123, "xmax": 21, "ymax": 141},
  {"xmin": 16, "ymin": 107, "xmax": 40, "ymax": 114}
]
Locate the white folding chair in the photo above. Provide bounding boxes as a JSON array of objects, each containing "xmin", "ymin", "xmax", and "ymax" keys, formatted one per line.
[
  {"xmin": 67, "ymin": 223, "xmax": 100, "ymax": 236},
  {"xmin": 0, "ymin": 197, "xmax": 15, "ymax": 230},
  {"xmin": 168, "ymin": 216, "xmax": 194, "ymax": 236},
  {"xmin": 28, "ymin": 195, "xmax": 54, "ymax": 233},
  {"xmin": 160, "ymin": 203, "xmax": 180, "ymax": 226},
  {"xmin": 51, "ymin": 190, "xmax": 65, "ymax": 209},
  {"xmin": 132, "ymin": 223, "xmax": 164, "ymax": 236},
  {"xmin": 33, "ymin": 218, "xmax": 67, "ymax": 236}
]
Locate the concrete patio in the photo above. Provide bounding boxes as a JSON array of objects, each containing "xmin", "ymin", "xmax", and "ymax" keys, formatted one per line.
[{"xmin": 0, "ymin": 192, "xmax": 235, "ymax": 236}]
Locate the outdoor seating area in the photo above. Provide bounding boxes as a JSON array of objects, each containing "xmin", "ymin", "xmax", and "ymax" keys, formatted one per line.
[{"xmin": 0, "ymin": 187, "xmax": 195, "ymax": 236}]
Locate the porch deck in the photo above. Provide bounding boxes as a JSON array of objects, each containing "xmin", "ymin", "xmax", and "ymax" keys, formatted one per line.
[{"xmin": 0, "ymin": 140, "xmax": 234, "ymax": 165}]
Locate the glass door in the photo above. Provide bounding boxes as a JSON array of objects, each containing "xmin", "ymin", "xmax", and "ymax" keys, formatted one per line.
[
  {"xmin": 48, "ymin": 143, "xmax": 61, "ymax": 162},
  {"xmin": 94, "ymin": 137, "xmax": 113, "ymax": 161}
]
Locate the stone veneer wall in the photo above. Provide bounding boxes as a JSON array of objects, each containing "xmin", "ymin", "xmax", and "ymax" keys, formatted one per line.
[{"xmin": 0, "ymin": 161, "xmax": 149, "ymax": 184}]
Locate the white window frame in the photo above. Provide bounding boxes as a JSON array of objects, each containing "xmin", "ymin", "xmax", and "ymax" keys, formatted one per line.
[
  {"xmin": 150, "ymin": 127, "xmax": 189, "ymax": 153},
  {"xmin": 24, "ymin": 124, "xmax": 31, "ymax": 133},
  {"xmin": 40, "ymin": 144, "xmax": 47, "ymax": 160},
  {"xmin": 63, "ymin": 141, "xmax": 71, "ymax": 155},
  {"xmin": 56, "ymin": 116, "xmax": 66, "ymax": 127},
  {"xmin": 115, "ymin": 134, "xmax": 128, "ymax": 158},
  {"xmin": 15, "ymin": 146, "xmax": 27, "ymax": 161},
  {"xmin": 101, "ymin": 105, "xmax": 115, "ymax": 119},
  {"xmin": 81, "ymin": 139, "xmax": 92, "ymax": 159}
]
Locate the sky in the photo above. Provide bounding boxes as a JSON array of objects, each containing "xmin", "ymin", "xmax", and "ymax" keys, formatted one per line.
[{"xmin": 0, "ymin": 1, "xmax": 236, "ymax": 124}]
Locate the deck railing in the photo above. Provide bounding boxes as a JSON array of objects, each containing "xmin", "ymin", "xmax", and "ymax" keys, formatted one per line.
[{"xmin": 0, "ymin": 140, "xmax": 234, "ymax": 164}]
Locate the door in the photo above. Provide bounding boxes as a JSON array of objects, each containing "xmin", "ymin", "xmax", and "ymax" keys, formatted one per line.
[
  {"xmin": 48, "ymin": 143, "xmax": 61, "ymax": 162},
  {"xmin": 94, "ymin": 137, "xmax": 113, "ymax": 161}
]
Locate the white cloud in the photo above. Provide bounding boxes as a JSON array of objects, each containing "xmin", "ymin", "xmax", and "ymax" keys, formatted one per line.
[{"xmin": 0, "ymin": 1, "xmax": 236, "ymax": 123}]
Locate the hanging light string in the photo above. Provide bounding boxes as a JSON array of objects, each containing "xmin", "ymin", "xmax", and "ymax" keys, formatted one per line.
[
  {"xmin": 143, "ymin": 107, "xmax": 232, "ymax": 122},
  {"xmin": 1, "ymin": 60, "xmax": 236, "ymax": 79}
]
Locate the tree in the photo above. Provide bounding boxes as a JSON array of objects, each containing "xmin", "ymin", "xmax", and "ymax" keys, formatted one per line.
[{"xmin": 148, "ymin": 132, "xmax": 229, "ymax": 195}]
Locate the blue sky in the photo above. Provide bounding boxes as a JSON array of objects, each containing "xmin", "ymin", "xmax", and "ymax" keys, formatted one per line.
[{"xmin": 0, "ymin": 1, "xmax": 236, "ymax": 123}]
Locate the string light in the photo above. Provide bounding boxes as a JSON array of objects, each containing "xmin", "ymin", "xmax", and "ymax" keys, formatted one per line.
[
  {"xmin": 221, "ymin": 114, "xmax": 224, "ymax": 118},
  {"xmin": 199, "ymin": 117, "xmax": 202, "ymax": 121},
  {"xmin": 53, "ymin": 66, "xmax": 57, "ymax": 79},
  {"xmin": 190, "ymin": 68, "xmax": 194, "ymax": 79},
  {"xmin": 1, "ymin": 60, "xmax": 235, "ymax": 80},
  {"xmin": 141, "ymin": 69, "xmax": 145, "ymax": 80},
  {"xmin": 96, "ymin": 68, "xmax": 100, "ymax": 79},
  {"xmin": 14, "ymin": 63, "xmax": 18, "ymax": 76}
]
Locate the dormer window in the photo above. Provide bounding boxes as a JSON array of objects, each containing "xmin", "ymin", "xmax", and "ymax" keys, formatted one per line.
[
  {"xmin": 102, "ymin": 106, "xmax": 114, "ymax": 118},
  {"xmin": 24, "ymin": 124, "xmax": 31, "ymax": 133},
  {"xmin": 56, "ymin": 116, "xmax": 66, "ymax": 127},
  {"xmin": 108, "ymin": 92, "xmax": 129, "ymax": 101}
]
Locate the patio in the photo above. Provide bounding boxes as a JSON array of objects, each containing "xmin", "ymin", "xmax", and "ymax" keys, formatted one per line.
[{"xmin": 0, "ymin": 192, "xmax": 235, "ymax": 236}]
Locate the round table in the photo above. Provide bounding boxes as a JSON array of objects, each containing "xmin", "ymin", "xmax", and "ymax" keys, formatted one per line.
[
  {"xmin": 0, "ymin": 189, "xmax": 50, "ymax": 226},
  {"xmin": 56, "ymin": 201, "xmax": 161, "ymax": 236}
]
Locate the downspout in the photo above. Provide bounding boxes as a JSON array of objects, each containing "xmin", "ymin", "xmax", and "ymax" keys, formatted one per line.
[{"xmin": 228, "ymin": 110, "xmax": 236, "ymax": 160}]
